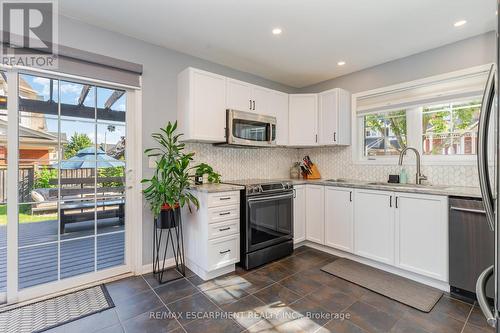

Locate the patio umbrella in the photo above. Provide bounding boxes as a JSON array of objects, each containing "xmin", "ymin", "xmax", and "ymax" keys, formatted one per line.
[{"xmin": 54, "ymin": 147, "xmax": 125, "ymax": 169}]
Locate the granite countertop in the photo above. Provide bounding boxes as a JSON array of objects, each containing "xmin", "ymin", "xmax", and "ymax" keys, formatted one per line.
[
  {"xmin": 189, "ymin": 179, "xmax": 481, "ymax": 198},
  {"xmin": 286, "ymin": 178, "xmax": 482, "ymax": 198},
  {"xmin": 189, "ymin": 183, "xmax": 245, "ymax": 193}
]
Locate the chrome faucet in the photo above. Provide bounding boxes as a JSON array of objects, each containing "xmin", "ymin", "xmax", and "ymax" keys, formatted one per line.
[{"xmin": 398, "ymin": 147, "xmax": 427, "ymax": 185}]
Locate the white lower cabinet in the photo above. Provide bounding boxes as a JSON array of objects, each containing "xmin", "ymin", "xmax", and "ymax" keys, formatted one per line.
[
  {"xmin": 353, "ymin": 189, "xmax": 395, "ymax": 265},
  {"xmin": 305, "ymin": 185, "xmax": 325, "ymax": 244},
  {"xmin": 293, "ymin": 185, "xmax": 306, "ymax": 243},
  {"xmin": 183, "ymin": 190, "xmax": 240, "ymax": 280},
  {"xmin": 324, "ymin": 186, "xmax": 353, "ymax": 252},
  {"xmin": 394, "ymin": 192, "xmax": 448, "ymax": 281}
]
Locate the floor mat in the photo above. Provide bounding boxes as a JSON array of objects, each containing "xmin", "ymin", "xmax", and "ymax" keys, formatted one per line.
[
  {"xmin": 321, "ymin": 258, "xmax": 442, "ymax": 312},
  {"xmin": 0, "ymin": 284, "xmax": 114, "ymax": 333}
]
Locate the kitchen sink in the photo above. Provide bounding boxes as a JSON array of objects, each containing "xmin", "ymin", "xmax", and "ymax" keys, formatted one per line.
[
  {"xmin": 366, "ymin": 182, "xmax": 449, "ymax": 189},
  {"xmin": 326, "ymin": 178, "xmax": 349, "ymax": 183}
]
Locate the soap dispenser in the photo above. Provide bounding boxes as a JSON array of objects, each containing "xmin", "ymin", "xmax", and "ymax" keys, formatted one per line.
[{"xmin": 399, "ymin": 168, "xmax": 408, "ymax": 184}]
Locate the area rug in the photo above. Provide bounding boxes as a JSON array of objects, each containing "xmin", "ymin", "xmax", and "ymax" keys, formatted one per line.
[
  {"xmin": 0, "ymin": 284, "xmax": 114, "ymax": 332},
  {"xmin": 321, "ymin": 258, "xmax": 442, "ymax": 312}
]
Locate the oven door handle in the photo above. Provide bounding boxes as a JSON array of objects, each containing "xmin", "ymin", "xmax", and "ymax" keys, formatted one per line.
[{"xmin": 248, "ymin": 193, "xmax": 293, "ymax": 203}]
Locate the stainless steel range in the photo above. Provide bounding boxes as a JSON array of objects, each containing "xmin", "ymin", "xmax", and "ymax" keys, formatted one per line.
[{"xmin": 224, "ymin": 179, "xmax": 294, "ymax": 269}]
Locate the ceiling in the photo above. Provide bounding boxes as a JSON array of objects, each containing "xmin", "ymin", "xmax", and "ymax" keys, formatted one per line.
[{"xmin": 59, "ymin": 0, "xmax": 496, "ymax": 88}]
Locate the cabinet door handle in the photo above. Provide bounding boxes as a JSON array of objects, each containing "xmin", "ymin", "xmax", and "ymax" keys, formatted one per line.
[
  {"xmin": 219, "ymin": 197, "xmax": 231, "ymax": 201},
  {"xmin": 389, "ymin": 196, "xmax": 392, "ymax": 207},
  {"xmin": 219, "ymin": 227, "xmax": 231, "ymax": 231},
  {"xmin": 253, "ymin": 100, "xmax": 255, "ymax": 110},
  {"xmin": 219, "ymin": 249, "xmax": 231, "ymax": 254},
  {"xmin": 315, "ymin": 134, "xmax": 318, "ymax": 143},
  {"xmin": 349, "ymin": 191, "xmax": 352, "ymax": 202},
  {"xmin": 334, "ymin": 132, "xmax": 337, "ymax": 142},
  {"xmin": 219, "ymin": 212, "xmax": 231, "ymax": 216},
  {"xmin": 395, "ymin": 196, "xmax": 398, "ymax": 208},
  {"xmin": 249, "ymin": 99, "xmax": 252, "ymax": 110}
]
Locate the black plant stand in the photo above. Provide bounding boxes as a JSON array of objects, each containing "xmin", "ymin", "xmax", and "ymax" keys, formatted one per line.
[{"xmin": 152, "ymin": 209, "xmax": 186, "ymax": 284}]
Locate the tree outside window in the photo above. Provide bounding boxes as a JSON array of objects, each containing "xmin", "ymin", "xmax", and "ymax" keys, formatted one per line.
[
  {"xmin": 422, "ymin": 100, "xmax": 481, "ymax": 155},
  {"xmin": 364, "ymin": 110, "xmax": 407, "ymax": 156}
]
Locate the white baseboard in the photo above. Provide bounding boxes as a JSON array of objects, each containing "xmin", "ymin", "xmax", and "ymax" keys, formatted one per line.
[{"xmin": 141, "ymin": 258, "xmax": 177, "ymax": 275}]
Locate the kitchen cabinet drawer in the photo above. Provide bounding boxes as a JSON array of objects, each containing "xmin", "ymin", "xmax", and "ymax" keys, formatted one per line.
[
  {"xmin": 208, "ymin": 205, "xmax": 239, "ymax": 223},
  {"xmin": 207, "ymin": 234, "xmax": 239, "ymax": 270},
  {"xmin": 207, "ymin": 191, "xmax": 239, "ymax": 208},
  {"xmin": 208, "ymin": 219, "xmax": 239, "ymax": 239}
]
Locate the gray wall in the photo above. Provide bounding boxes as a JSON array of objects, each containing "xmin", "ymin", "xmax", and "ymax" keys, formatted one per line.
[
  {"xmin": 56, "ymin": 15, "xmax": 297, "ymax": 265},
  {"xmin": 299, "ymin": 31, "xmax": 496, "ymax": 94}
]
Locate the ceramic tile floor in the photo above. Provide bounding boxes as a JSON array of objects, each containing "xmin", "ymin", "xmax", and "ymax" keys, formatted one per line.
[{"xmin": 45, "ymin": 246, "xmax": 492, "ymax": 333}]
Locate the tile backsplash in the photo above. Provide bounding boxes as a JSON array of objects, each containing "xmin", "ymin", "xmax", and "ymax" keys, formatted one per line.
[
  {"xmin": 301, "ymin": 146, "xmax": 479, "ymax": 187},
  {"xmin": 185, "ymin": 143, "xmax": 297, "ymax": 181},
  {"xmin": 185, "ymin": 143, "xmax": 479, "ymax": 187}
]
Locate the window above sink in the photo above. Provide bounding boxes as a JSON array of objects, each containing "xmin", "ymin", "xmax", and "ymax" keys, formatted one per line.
[{"xmin": 353, "ymin": 65, "xmax": 492, "ymax": 166}]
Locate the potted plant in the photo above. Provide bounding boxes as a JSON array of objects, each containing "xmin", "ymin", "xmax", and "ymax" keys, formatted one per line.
[
  {"xmin": 193, "ymin": 163, "xmax": 221, "ymax": 185},
  {"xmin": 142, "ymin": 121, "xmax": 200, "ymax": 229}
]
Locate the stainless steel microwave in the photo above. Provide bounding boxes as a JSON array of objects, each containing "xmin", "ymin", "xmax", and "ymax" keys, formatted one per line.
[{"xmin": 225, "ymin": 109, "xmax": 276, "ymax": 147}]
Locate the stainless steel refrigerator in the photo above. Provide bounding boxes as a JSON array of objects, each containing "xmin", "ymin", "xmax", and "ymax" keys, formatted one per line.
[{"xmin": 476, "ymin": 4, "xmax": 500, "ymax": 329}]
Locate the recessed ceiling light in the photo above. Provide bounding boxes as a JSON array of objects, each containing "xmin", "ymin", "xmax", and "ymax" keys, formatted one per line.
[
  {"xmin": 337, "ymin": 61, "xmax": 346, "ymax": 66},
  {"xmin": 272, "ymin": 28, "xmax": 282, "ymax": 35},
  {"xmin": 454, "ymin": 20, "xmax": 467, "ymax": 27}
]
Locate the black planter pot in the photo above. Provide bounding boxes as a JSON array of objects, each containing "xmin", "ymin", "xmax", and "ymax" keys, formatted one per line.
[
  {"xmin": 155, "ymin": 207, "xmax": 180, "ymax": 229},
  {"xmin": 194, "ymin": 175, "xmax": 203, "ymax": 185}
]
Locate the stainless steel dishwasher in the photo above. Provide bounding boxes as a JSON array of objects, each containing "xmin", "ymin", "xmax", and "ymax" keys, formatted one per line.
[{"xmin": 449, "ymin": 197, "xmax": 494, "ymax": 300}]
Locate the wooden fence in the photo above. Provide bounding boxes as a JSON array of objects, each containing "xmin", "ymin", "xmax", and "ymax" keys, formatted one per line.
[{"xmin": 0, "ymin": 166, "xmax": 95, "ymax": 204}]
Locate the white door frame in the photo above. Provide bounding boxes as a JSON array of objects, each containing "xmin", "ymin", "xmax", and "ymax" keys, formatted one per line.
[{"xmin": 3, "ymin": 67, "xmax": 143, "ymax": 304}]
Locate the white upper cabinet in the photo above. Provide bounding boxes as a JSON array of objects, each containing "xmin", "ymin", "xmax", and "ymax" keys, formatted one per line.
[
  {"xmin": 325, "ymin": 186, "xmax": 353, "ymax": 252},
  {"xmin": 269, "ymin": 91, "xmax": 289, "ymax": 145},
  {"xmin": 394, "ymin": 192, "xmax": 448, "ymax": 281},
  {"xmin": 226, "ymin": 78, "xmax": 254, "ymax": 112},
  {"xmin": 177, "ymin": 68, "xmax": 227, "ymax": 142},
  {"xmin": 318, "ymin": 88, "xmax": 351, "ymax": 145},
  {"xmin": 305, "ymin": 185, "xmax": 325, "ymax": 244},
  {"xmin": 354, "ymin": 189, "xmax": 395, "ymax": 265},
  {"xmin": 226, "ymin": 79, "xmax": 274, "ymax": 115},
  {"xmin": 252, "ymin": 86, "xmax": 272, "ymax": 116},
  {"xmin": 288, "ymin": 94, "xmax": 318, "ymax": 146},
  {"xmin": 178, "ymin": 67, "xmax": 350, "ymax": 146}
]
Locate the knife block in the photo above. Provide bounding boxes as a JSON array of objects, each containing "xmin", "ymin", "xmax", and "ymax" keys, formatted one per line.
[{"xmin": 302, "ymin": 164, "xmax": 321, "ymax": 179}]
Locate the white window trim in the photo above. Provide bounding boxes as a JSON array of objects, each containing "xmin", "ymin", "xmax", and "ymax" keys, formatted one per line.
[{"xmin": 352, "ymin": 64, "xmax": 492, "ymax": 166}]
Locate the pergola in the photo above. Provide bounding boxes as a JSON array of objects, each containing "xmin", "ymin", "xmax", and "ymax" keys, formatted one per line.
[{"xmin": 17, "ymin": 79, "xmax": 125, "ymax": 123}]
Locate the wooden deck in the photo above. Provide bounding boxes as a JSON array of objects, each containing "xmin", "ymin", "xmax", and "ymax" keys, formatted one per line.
[{"xmin": 0, "ymin": 218, "xmax": 125, "ymax": 291}]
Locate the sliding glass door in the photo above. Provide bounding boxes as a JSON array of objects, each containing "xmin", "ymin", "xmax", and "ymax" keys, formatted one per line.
[
  {"xmin": 0, "ymin": 67, "xmax": 137, "ymax": 304},
  {"xmin": 16, "ymin": 73, "xmax": 127, "ymax": 290}
]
